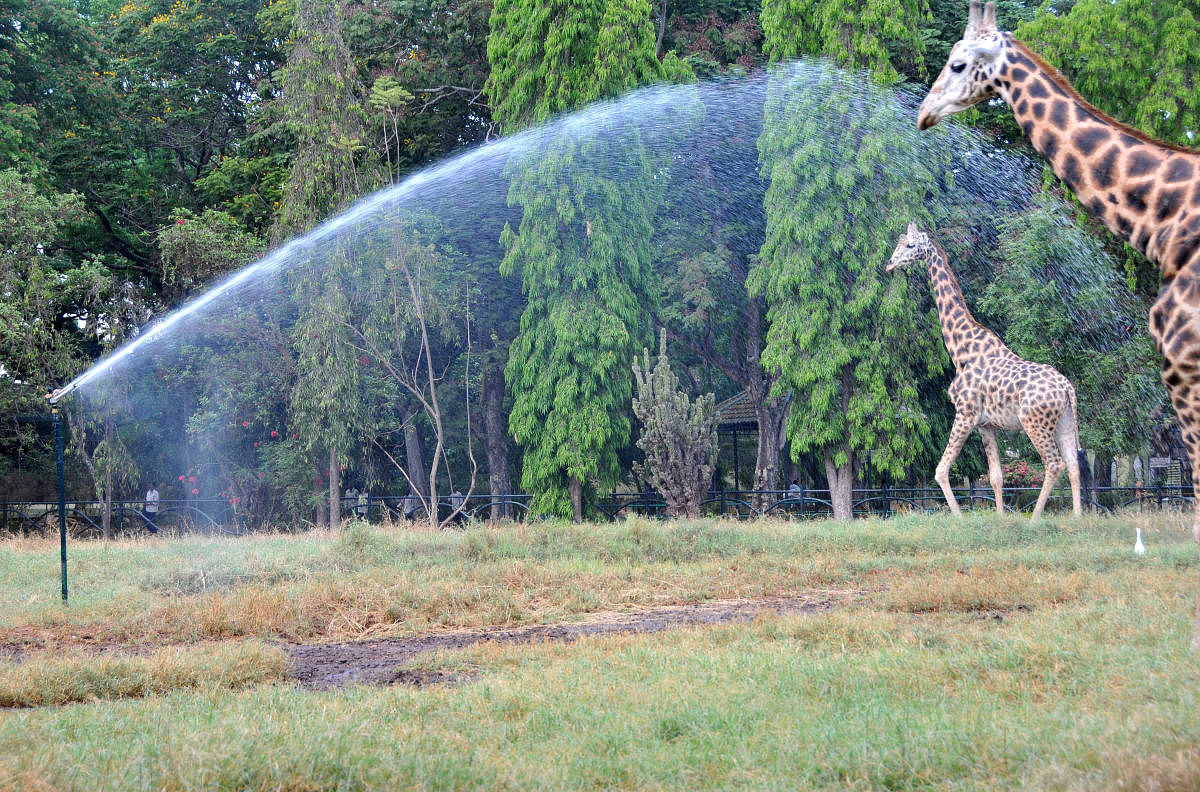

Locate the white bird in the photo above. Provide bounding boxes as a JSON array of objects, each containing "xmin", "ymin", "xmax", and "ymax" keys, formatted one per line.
[{"xmin": 1134, "ymin": 526, "xmax": 1146, "ymax": 556}]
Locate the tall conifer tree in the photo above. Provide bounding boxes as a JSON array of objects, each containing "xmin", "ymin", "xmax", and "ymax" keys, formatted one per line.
[
  {"xmin": 752, "ymin": 0, "xmax": 948, "ymax": 519},
  {"xmin": 274, "ymin": 0, "xmax": 383, "ymax": 527},
  {"xmin": 486, "ymin": 0, "xmax": 685, "ymax": 520}
]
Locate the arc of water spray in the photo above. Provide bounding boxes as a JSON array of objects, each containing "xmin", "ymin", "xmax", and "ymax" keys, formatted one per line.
[
  {"xmin": 44, "ymin": 128, "xmax": 527, "ymax": 405},
  {"xmin": 45, "ymin": 82, "xmax": 702, "ymax": 406}
]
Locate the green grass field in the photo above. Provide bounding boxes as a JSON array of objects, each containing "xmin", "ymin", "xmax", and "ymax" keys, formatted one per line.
[{"xmin": 0, "ymin": 511, "xmax": 1197, "ymax": 791}]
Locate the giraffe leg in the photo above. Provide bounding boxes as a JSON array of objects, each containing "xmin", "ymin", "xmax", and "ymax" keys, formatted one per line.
[
  {"xmin": 1056, "ymin": 407, "xmax": 1082, "ymax": 516},
  {"xmin": 1021, "ymin": 410, "xmax": 1065, "ymax": 523},
  {"xmin": 935, "ymin": 409, "xmax": 978, "ymax": 517},
  {"xmin": 1151, "ymin": 275, "xmax": 1200, "ymax": 650},
  {"xmin": 978, "ymin": 426, "xmax": 1005, "ymax": 516}
]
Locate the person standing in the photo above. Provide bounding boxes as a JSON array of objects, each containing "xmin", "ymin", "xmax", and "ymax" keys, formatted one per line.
[{"xmin": 143, "ymin": 484, "xmax": 160, "ymax": 533}]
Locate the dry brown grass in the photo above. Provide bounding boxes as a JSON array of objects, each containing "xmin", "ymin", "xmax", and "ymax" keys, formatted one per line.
[
  {"xmin": 0, "ymin": 641, "xmax": 288, "ymax": 708},
  {"xmin": 881, "ymin": 564, "xmax": 1098, "ymax": 614}
]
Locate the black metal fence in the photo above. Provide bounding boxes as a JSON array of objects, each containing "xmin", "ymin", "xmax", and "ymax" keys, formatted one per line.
[{"xmin": 1, "ymin": 481, "xmax": 1193, "ymax": 539}]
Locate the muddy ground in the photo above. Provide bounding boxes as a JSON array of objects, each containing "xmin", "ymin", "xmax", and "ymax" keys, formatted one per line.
[{"xmin": 284, "ymin": 594, "xmax": 838, "ymax": 690}]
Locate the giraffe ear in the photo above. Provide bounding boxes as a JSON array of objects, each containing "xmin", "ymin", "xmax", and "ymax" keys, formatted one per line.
[
  {"xmin": 907, "ymin": 221, "xmax": 918, "ymax": 236},
  {"xmin": 981, "ymin": 1, "xmax": 998, "ymax": 34},
  {"xmin": 964, "ymin": 0, "xmax": 983, "ymax": 39}
]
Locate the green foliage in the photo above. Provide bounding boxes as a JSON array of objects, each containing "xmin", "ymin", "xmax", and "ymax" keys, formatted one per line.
[
  {"xmin": 0, "ymin": 170, "xmax": 115, "ymax": 405},
  {"xmin": 761, "ymin": 0, "xmax": 931, "ymax": 82},
  {"xmin": 1015, "ymin": 0, "xmax": 1200, "ymax": 149},
  {"xmin": 0, "ymin": 0, "xmax": 109, "ymax": 174},
  {"xmin": 273, "ymin": 0, "xmax": 383, "ymax": 239},
  {"xmin": 751, "ymin": 59, "xmax": 950, "ymax": 482},
  {"xmin": 156, "ymin": 209, "xmax": 265, "ymax": 305},
  {"xmin": 347, "ymin": 0, "xmax": 494, "ymax": 174},
  {"xmin": 664, "ymin": 2, "xmax": 763, "ymax": 77},
  {"xmin": 631, "ymin": 332, "xmax": 718, "ymax": 518},
  {"xmin": 486, "ymin": 0, "xmax": 671, "ymax": 133},
  {"xmin": 489, "ymin": 0, "xmax": 684, "ymax": 517}
]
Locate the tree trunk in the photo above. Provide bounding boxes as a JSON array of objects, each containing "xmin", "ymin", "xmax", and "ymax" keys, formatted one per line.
[
  {"xmin": 752, "ymin": 396, "xmax": 788, "ymax": 511},
  {"xmin": 824, "ymin": 446, "xmax": 855, "ymax": 522},
  {"xmin": 102, "ymin": 417, "xmax": 114, "ymax": 540},
  {"xmin": 569, "ymin": 476, "xmax": 583, "ymax": 523},
  {"xmin": 1093, "ymin": 449, "xmax": 1113, "ymax": 488},
  {"xmin": 745, "ymin": 295, "xmax": 788, "ymax": 511},
  {"xmin": 482, "ymin": 367, "xmax": 512, "ymax": 519},
  {"xmin": 314, "ymin": 466, "xmax": 327, "ymax": 528},
  {"xmin": 328, "ymin": 448, "xmax": 341, "ymax": 528},
  {"xmin": 404, "ymin": 414, "xmax": 428, "ymax": 497},
  {"xmin": 1077, "ymin": 449, "xmax": 1095, "ymax": 505}
]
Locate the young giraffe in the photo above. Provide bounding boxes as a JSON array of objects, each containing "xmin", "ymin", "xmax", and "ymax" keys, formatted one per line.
[
  {"xmin": 888, "ymin": 222, "xmax": 1082, "ymax": 521},
  {"xmin": 918, "ymin": 0, "xmax": 1200, "ymax": 648}
]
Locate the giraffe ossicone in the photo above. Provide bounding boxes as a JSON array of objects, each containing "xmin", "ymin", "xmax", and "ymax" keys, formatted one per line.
[
  {"xmin": 887, "ymin": 223, "xmax": 1082, "ymax": 522},
  {"xmin": 920, "ymin": 0, "xmax": 1200, "ymax": 649}
]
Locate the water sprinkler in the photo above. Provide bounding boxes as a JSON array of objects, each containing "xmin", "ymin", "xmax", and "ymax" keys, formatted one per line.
[{"xmin": 48, "ymin": 382, "xmax": 78, "ymax": 405}]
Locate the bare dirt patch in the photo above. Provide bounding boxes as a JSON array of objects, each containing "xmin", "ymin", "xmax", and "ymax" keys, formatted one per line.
[{"xmin": 284, "ymin": 593, "xmax": 840, "ymax": 690}]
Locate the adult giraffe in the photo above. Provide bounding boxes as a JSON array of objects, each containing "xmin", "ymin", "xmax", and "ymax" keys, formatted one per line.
[
  {"xmin": 887, "ymin": 222, "xmax": 1082, "ymax": 522},
  {"xmin": 918, "ymin": 0, "xmax": 1200, "ymax": 648}
]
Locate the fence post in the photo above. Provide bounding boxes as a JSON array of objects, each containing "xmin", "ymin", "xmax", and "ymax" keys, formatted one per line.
[
  {"xmin": 799, "ymin": 484, "xmax": 805, "ymax": 518},
  {"xmin": 52, "ymin": 403, "xmax": 67, "ymax": 604}
]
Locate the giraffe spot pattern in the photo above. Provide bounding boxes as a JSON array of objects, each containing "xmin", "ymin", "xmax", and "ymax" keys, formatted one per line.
[
  {"xmin": 1073, "ymin": 126, "xmax": 1109, "ymax": 156},
  {"xmin": 1157, "ymin": 188, "xmax": 1185, "ymax": 224},
  {"xmin": 1127, "ymin": 182, "xmax": 1152, "ymax": 213},
  {"xmin": 1062, "ymin": 154, "xmax": 1083, "ymax": 190},
  {"xmin": 1040, "ymin": 132, "xmax": 1059, "ymax": 162},
  {"xmin": 1050, "ymin": 100, "xmax": 1069, "ymax": 130},
  {"xmin": 1165, "ymin": 158, "xmax": 1194, "ymax": 183},
  {"xmin": 1128, "ymin": 150, "xmax": 1162, "ymax": 177},
  {"xmin": 1093, "ymin": 146, "xmax": 1120, "ymax": 188}
]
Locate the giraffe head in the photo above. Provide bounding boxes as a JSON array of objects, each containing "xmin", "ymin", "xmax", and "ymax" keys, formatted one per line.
[
  {"xmin": 917, "ymin": 0, "xmax": 1007, "ymax": 130},
  {"xmin": 886, "ymin": 222, "xmax": 932, "ymax": 272}
]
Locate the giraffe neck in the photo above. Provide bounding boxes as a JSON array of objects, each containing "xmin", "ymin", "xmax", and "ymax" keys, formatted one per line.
[
  {"xmin": 923, "ymin": 242, "xmax": 1010, "ymax": 370},
  {"xmin": 994, "ymin": 37, "xmax": 1200, "ymax": 281}
]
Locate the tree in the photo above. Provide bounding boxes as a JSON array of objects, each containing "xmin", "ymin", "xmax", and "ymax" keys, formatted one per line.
[
  {"xmin": 0, "ymin": 169, "xmax": 147, "ymax": 514},
  {"xmin": 274, "ymin": 0, "xmax": 385, "ymax": 527},
  {"xmin": 632, "ymin": 331, "xmax": 718, "ymax": 518},
  {"xmin": 762, "ymin": 0, "xmax": 929, "ymax": 82},
  {"xmin": 754, "ymin": 0, "xmax": 950, "ymax": 520},
  {"xmin": 486, "ymin": 0, "xmax": 688, "ymax": 520}
]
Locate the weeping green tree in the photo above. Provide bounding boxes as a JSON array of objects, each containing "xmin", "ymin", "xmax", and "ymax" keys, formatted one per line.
[
  {"xmin": 487, "ymin": 0, "xmax": 689, "ymax": 520},
  {"xmin": 274, "ymin": 0, "xmax": 384, "ymax": 527},
  {"xmin": 751, "ymin": 0, "xmax": 949, "ymax": 520}
]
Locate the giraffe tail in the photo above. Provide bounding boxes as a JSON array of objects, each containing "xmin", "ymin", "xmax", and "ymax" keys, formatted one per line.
[
  {"xmin": 1075, "ymin": 386, "xmax": 1084, "ymax": 448},
  {"xmin": 1069, "ymin": 384, "xmax": 1080, "ymax": 450}
]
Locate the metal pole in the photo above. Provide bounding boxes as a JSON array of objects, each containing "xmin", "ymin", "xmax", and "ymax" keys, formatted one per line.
[{"xmin": 52, "ymin": 403, "xmax": 67, "ymax": 604}]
